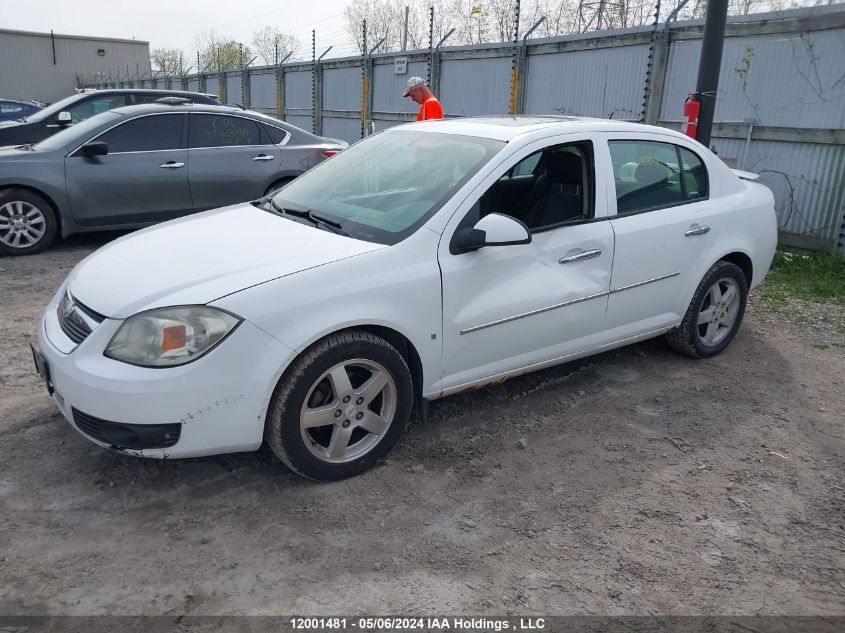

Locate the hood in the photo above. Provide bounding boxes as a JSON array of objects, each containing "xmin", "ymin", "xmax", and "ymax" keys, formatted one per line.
[{"xmin": 68, "ymin": 203, "xmax": 386, "ymax": 318}]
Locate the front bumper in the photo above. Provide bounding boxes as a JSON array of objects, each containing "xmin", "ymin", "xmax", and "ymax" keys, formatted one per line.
[{"xmin": 37, "ymin": 286, "xmax": 296, "ymax": 458}]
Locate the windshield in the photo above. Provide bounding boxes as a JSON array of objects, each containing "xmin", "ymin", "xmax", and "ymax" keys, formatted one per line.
[
  {"xmin": 22, "ymin": 94, "xmax": 84, "ymax": 123},
  {"xmin": 272, "ymin": 130, "xmax": 504, "ymax": 245},
  {"xmin": 34, "ymin": 111, "xmax": 122, "ymax": 152}
]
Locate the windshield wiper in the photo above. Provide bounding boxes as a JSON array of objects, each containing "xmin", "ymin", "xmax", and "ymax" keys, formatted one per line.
[{"xmin": 258, "ymin": 198, "xmax": 348, "ymax": 235}]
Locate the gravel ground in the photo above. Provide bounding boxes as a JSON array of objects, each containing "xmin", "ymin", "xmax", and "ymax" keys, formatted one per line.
[{"xmin": 1, "ymin": 233, "xmax": 843, "ymax": 616}]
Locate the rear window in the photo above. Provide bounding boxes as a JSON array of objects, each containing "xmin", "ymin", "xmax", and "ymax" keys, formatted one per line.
[
  {"xmin": 190, "ymin": 114, "xmax": 262, "ymax": 148},
  {"xmin": 263, "ymin": 124, "xmax": 288, "ymax": 145}
]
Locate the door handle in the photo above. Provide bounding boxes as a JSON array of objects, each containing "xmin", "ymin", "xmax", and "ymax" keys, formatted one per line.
[
  {"xmin": 685, "ymin": 225, "xmax": 710, "ymax": 237},
  {"xmin": 559, "ymin": 249, "xmax": 602, "ymax": 264},
  {"xmin": 159, "ymin": 161, "xmax": 184, "ymax": 169},
  {"xmin": 252, "ymin": 154, "xmax": 275, "ymax": 161}
]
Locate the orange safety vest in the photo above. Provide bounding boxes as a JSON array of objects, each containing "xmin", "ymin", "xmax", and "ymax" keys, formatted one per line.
[{"xmin": 417, "ymin": 96, "xmax": 444, "ymax": 121}]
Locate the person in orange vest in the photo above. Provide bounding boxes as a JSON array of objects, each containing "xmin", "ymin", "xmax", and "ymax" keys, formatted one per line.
[{"xmin": 403, "ymin": 76, "xmax": 444, "ymax": 121}]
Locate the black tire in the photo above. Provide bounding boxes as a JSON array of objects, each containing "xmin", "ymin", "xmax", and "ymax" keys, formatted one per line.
[
  {"xmin": 0, "ymin": 188, "xmax": 58, "ymax": 256},
  {"xmin": 265, "ymin": 330, "xmax": 413, "ymax": 481},
  {"xmin": 264, "ymin": 177, "xmax": 295, "ymax": 197},
  {"xmin": 666, "ymin": 260, "xmax": 748, "ymax": 359}
]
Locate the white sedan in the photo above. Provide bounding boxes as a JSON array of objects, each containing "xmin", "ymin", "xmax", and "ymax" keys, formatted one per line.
[{"xmin": 34, "ymin": 116, "xmax": 777, "ymax": 480}]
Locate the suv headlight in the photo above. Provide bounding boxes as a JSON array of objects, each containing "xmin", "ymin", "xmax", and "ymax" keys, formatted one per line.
[{"xmin": 105, "ymin": 306, "xmax": 241, "ymax": 367}]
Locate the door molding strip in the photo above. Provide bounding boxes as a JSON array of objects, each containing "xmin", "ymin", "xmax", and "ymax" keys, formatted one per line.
[{"xmin": 459, "ymin": 271, "xmax": 679, "ymax": 335}]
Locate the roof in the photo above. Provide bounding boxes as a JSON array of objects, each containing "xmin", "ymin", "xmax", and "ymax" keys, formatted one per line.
[
  {"xmin": 109, "ymin": 103, "xmax": 241, "ymax": 117},
  {"xmin": 397, "ymin": 115, "xmax": 666, "ymax": 142},
  {"xmin": 0, "ymin": 28, "xmax": 148, "ymax": 46}
]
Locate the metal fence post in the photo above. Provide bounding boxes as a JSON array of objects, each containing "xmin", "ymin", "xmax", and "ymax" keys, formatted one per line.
[
  {"xmin": 508, "ymin": 0, "xmax": 521, "ymax": 115},
  {"xmin": 516, "ymin": 18, "xmax": 545, "ymax": 115}
]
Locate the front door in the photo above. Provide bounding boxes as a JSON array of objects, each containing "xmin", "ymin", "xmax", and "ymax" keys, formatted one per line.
[
  {"xmin": 65, "ymin": 113, "xmax": 192, "ymax": 226},
  {"xmin": 438, "ymin": 138, "xmax": 615, "ymax": 391},
  {"xmin": 187, "ymin": 113, "xmax": 281, "ymax": 210},
  {"xmin": 600, "ymin": 136, "xmax": 720, "ymax": 334}
]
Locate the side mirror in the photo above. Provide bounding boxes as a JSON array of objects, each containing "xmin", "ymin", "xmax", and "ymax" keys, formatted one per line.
[
  {"xmin": 56, "ymin": 111, "xmax": 72, "ymax": 125},
  {"xmin": 451, "ymin": 212, "xmax": 531, "ymax": 254},
  {"xmin": 80, "ymin": 141, "xmax": 108, "ymax": 157}
]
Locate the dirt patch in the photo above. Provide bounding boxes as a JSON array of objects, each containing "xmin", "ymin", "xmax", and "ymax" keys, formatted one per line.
[{"xmin": 1, "ymin": 234, "xmax": 843, "ymax": 616}]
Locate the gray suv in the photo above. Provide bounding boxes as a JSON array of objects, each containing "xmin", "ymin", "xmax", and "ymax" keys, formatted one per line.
[{"xmin": 0, "ymin": 103, "xmax": 347, "ymax": 255}]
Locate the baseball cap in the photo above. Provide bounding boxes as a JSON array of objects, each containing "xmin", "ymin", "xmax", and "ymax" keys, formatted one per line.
[{"xmin": 403, "ymin": 76, "xmax": 426, "ymax": 97}]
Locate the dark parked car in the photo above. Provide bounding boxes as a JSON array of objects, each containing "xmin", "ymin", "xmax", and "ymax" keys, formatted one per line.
[
  {"xmin": 0, "ymin": 99, "xmax": 44, "ymax": 122},
  {"xmin": 0, "ymin": 102, "xmax": 347, "ymax": 255},
  {"xmin": 0, "ymin": 89, "xmax": 220, "ymax": 146}
]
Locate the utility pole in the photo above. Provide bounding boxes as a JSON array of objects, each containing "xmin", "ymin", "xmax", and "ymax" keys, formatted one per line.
[
  {"xmin": 402, "ymin": 5, "xmax": 410, "ymax": 52},
  {"xmin": 694, "ymin": 0, "xmax": 728, "ymax": 146}
]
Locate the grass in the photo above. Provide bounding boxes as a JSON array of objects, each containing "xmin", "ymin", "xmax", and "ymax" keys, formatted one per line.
[{"xmin": 759, "ymin": 248, "xmax": 845, "ymax": 305}]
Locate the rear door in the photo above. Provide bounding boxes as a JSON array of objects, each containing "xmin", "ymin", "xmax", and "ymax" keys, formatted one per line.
[
  {"xmin": 600, "ymin": 135, "xmax": 719, "ymax": 335},
  {"xmin": 65, "ymin": 113, "xmax": 192, "ymax": 226},
  {"xmin": 187, "ymin": 113, "xmax": 281, "ymax": 210}
]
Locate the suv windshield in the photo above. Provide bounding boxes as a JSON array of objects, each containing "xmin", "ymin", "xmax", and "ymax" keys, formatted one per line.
[
  {"xmin": 34, "ymin": 111, "xmax": 122, "ymax": 152},
  {"xmin": 272, "ymin": 130, "xmax": 504, "ymax": 245}
]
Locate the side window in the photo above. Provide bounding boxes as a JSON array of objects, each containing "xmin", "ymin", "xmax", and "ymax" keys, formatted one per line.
[
  {"xmin": 609, "ymin": 140, "xmax": 684, "ymax": 215},
  {"xmin": 508, "ymin": 152, "xmax": 541, "ymax": 178},
  {"xmin": 190, "ymin": 115, "xmax": 262, "ymax": 148},
  {"xmin": 0, "ymin": 103, "xmax": 22, "ymax": 114},
  {"xmin": 478, "ymin": 142, "xmax": 594, "ymax": 232},
  {"xmin": 679, "ymin": 146, "xmax": 708, "ymax": 201},
  {"xmin": 263, "ymin": 124, "xmax": 288, "ymax": 145},
  {"xmin": 96, "ymin": 114, "xmax": 184, "ymax": 153},
  {"xmin": 65, "ymin": 95, "xmax": 127, "ymax": 123}
]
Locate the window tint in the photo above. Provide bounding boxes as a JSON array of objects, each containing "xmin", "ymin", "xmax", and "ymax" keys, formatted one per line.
[
  {"xmin": 97, "ymin": 114, "xmax": 184, "ymax": 153},
  {"xmin": 679, "ymin": 147, "xmax": 708, "ymax": 200},
  {"xmin": 65, "ymin": 95, "xmax": 127, "ymax": 123},
  {"xmin": 479, "ymin": 143, "xmax": 593, "ymax": 232},
  {"xmin": 609, "ymin": 140, "xmax": 684, "ymax": 215},
  {"xmin": 263, "ymin": 124, "xmax": 288, "ymax": 145},
  {"xmin": 190, "ymin": 114, "xmax": 262, "ymax": 148}
]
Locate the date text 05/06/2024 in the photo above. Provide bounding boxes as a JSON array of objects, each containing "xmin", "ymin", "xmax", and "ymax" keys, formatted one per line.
[{"xmin": 289, "ymin": 617, "xmax": 547, "ymax": 631}]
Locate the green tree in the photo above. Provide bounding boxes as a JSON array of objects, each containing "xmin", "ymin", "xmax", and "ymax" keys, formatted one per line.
[
  {"xmin": 194, "ymin": 29, "xmax": 252, "ymax": 71},
  {"xmin": 151, "ymin": 47, "xmax": 185, "ymax": 75}
]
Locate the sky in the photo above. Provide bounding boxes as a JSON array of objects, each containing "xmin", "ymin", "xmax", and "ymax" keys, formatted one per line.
[{"xmin": 4, "ymin": 0, "xmax": 357, "ymax": 60}]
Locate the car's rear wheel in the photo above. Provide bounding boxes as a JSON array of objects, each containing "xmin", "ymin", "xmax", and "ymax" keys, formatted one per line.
[
  {"xmin": 265, "ymin": 330, "xmax": 413, "ymax": 481},
  {"xmin": 0, "ymin": 189, "xmax": 57, "ymax": 256},
  {"xmin": 666, "ymin": 260, "xmax": 748, "ymax": 358}
]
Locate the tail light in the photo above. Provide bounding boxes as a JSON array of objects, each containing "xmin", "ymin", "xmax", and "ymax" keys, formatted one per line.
[{"xmin": 323, "ymin": 150, "xmax": 339, "ymax": 158}]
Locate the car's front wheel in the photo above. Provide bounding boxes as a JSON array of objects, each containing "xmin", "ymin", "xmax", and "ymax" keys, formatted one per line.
[
  {"xmin": 265, "ymin": 330, "xmax": 414, "ymax": 481},
  {"xmin": 0, "ymin": 188, "xmax": 57, "ymax": 256},
  {"xmin": 666, "ymin": 260, "xmax": 748, "ymax": 358}
]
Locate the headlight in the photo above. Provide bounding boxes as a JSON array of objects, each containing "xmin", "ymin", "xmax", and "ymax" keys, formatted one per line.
[{"xmin": 105, "ymin": 306, "xmax": 241, "ymax": 367}]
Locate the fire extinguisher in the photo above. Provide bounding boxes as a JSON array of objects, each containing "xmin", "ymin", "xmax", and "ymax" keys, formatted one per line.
[{"xmin": 682, "ymin": 93, "xmax": 701, "ymax": 139}]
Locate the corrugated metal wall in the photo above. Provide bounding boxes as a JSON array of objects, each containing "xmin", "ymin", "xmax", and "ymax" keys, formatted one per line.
[
  {"xmin": 439, "ymin": 56, "xmax": 513, "ymax": 116},
  {"xmin": 661, "ymin": 30, "xmax": 845, "ymax": 128},
  {"xmin": 524, "ymin": 45, "xmax": 651, "ymax": 118},
  {"xmin": 249, "ymin": 72, "xmax": 275, "ymax": 110},
  {"xmin": 225, "ymin": 74, "xmax": 242, "ymax": 105},
  {"xmin": 284, "ymin": 70, "xmax": 312, "ymax": 109},
  {"xmin": 0, "ymin": 29, "xmax": 151, "ymax": 103},
  {"xmin": 84, "ymin": 6, "xmax": 845, "ymax": 252}
]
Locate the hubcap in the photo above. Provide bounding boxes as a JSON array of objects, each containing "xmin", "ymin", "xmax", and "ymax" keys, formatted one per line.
[
  {"xmin": 697, "ymin": 277, "xmax": 741, "ymax": 346},
  {"xmin": 0, "ymin": 201, "xmax": 46, "ymax": 249},
  {"xmin": 299, "ymin": 359, "xmax": 397, "ymax": 464}
]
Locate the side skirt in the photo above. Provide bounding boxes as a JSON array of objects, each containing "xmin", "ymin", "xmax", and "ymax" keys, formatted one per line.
[{"xmin": 430, "ymin": 325, "xmax": 676, "ymax": 400}]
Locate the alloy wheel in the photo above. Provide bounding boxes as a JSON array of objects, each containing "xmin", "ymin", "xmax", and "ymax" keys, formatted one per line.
[
  {"xmin": 299, "ymin": 358, "xmax": 397, "ymax": 464},
  {"xmin": 696, "ymin": 277, "xmax": 741, "ymax": 347},
  {"xmin": 0, "ymin": 201, "xmax": 46, "ymax": 249}
]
